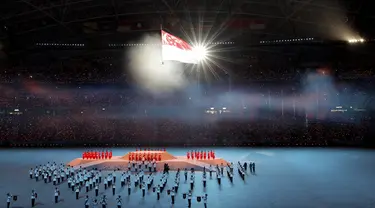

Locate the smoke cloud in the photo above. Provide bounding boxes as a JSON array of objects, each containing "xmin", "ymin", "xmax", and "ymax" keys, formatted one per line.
[{"xmin": 126, "ymin": 34, "xmax": 187, "ymax": 95}]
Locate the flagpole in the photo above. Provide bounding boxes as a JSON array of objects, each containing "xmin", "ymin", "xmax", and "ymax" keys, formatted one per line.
[
  {"xmin": 160, "ymin": 24, "xmax": 164, "ymax": 65},
  {"xmin": 281, "ymin": 89, "xmax": 284, "ymax": 117}
]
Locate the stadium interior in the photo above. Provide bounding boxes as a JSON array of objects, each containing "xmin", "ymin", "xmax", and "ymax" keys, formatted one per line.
[{"xmin": 0, "ymin": 0, "xmax": 375, "ymax": 147}]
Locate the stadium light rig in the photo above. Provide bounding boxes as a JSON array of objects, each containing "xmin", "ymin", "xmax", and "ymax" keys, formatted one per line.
[{"xmin": 347, "ymin": 38, "xmax": 365, "ymax": 44}]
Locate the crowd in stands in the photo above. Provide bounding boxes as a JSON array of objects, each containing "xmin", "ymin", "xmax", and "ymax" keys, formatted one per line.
[
  {"xmin": 1, "ymin": 55, "xmax": 375, "ymax": 84},
  {"xmin": 0, "ymin": 113, "xmax": 367, "ymax": 147},
  {"xmin": 0, "ymin": 56, "xmax": 373, "ymax": 147}
]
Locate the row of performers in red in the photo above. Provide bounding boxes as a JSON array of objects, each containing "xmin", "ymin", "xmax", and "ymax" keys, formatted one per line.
[
  {"xmin": 128, "ymin": 153, "xmax": 162, "ymax": 161},
  {"xmin": 135, "ymin": 148, "xmax": 166, "ymax": 152},
  {"xmin": 82, "ymin": 150, "xmax": 113, "ymax": 160},
  {"xmin": 187, "ymin": 150, "xmax": 216, "ymax": 160}
]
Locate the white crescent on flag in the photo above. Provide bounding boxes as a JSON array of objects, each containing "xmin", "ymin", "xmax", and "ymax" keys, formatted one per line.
[{"xmin": 161, "ymin": 30, "xmax": 198, "ymax": 64}]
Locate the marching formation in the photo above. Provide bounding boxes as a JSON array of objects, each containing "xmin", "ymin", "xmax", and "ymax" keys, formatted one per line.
[
  {"xmin": 5, "ymin": 150, "xmax": 258, "ymax": 208},
  {"xmin": 187, "ymin": 150, "xmax": 216, "ymax": 160},
  {"xmin": 24, "ymin": 162, "xmax": 76, "ymax": 207}
]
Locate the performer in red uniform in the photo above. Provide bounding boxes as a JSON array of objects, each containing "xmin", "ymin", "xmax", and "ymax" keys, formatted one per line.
[
  {"xmin": 191, "ymin": 151, "xmax": 194, "ymax": 160},
  {"xmin": 82, "ymin": 152, "xmax": 85, "ymax": 160},
  {"xmin": 187, "ymin": 152, "xmax": 190, "ymax": 160},
  {"xmin": 101, "ymin": 151, "xmax": 104, "ymax": 160},
  {"xmin": 212, "ymin": 151, "xmax": 215, "ymax": 159},
  {"xmin": 158, "ymin": 154, "xmax": 162, "ymax": 161},
  {"xmin": 203, "ymin": 151, "xmax": 207, "ymax": 160},
  {"xmin": 105, "ymin": 150, "xmax": 108, "ymax": 159}
]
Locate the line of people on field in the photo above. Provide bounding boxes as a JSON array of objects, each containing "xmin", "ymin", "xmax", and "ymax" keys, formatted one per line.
[
  {"xmin": 128, "ymin": 152, "xmax": 163, "ymax": 161},
  {"xmin": 135, "ymin": 148, "xmax": 166, "ymax": 152},
  {"xmin": 186, "ymin": 150, "xmax": 216, "ymax": 160},
  {"xmin": 82, "ymin": 150, "xmax": 113, "ymax": 160}
]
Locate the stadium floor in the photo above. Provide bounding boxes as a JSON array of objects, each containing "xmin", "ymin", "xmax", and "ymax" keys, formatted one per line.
[{"xmin": 1, "ymin": 148, "xmax": 375, "ymax": 208}]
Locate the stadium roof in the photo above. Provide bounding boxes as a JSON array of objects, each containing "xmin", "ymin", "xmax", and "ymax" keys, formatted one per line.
[
  {"xmin": 1, "ymin": 0, "xmax": 374, "ymax": 65},
  {"xmin": 0, "ymin": 0, "xmax": 373, "ymax": 41}
]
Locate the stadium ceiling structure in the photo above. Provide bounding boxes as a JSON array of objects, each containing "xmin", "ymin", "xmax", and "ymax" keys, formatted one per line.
[{"xmin": 0, "ymin": 0, "xmax": 371, "ymax": 42}]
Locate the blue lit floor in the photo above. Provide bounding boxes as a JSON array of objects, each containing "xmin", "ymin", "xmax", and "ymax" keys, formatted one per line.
[{"xmin": 1, "ymin": 148, "xmax": 375, "ymax": 208}]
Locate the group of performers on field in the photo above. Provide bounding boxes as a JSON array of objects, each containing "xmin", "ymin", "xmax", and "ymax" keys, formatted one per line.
[
  {"xmin": 186, "ymin": 150, "xmax": 215, "ymax": 160},
  {"xmin": 82, "ymin": 150, "xmax": 113, "ymax": 160},
  {"xmin": 128, "ymin": 152, "xmax": 162, "ymax": 161},
  {"xmin": 130, "ymin": 147, "xmax": 167, "ymax": 161}
]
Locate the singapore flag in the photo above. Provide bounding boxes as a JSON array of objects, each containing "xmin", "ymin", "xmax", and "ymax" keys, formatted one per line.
[{"xmin": 161, "ymin": 30, "xmax": 199, "ymax": 64}]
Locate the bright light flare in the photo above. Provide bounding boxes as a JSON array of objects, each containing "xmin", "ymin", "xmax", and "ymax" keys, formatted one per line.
[{"xmin": 192, "ymin": 45, "xmax": 209, "ymax": 61}]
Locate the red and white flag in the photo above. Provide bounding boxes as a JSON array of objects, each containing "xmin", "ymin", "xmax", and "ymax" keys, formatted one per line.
[{"xmin": 161, "ymin": 30, "xmax": 198, "ymax": 64}]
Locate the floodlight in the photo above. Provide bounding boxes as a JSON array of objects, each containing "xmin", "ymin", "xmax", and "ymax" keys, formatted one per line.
[{"xmin": 348, "ymin": 38, "xmax": 366, "ymax": 44}]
